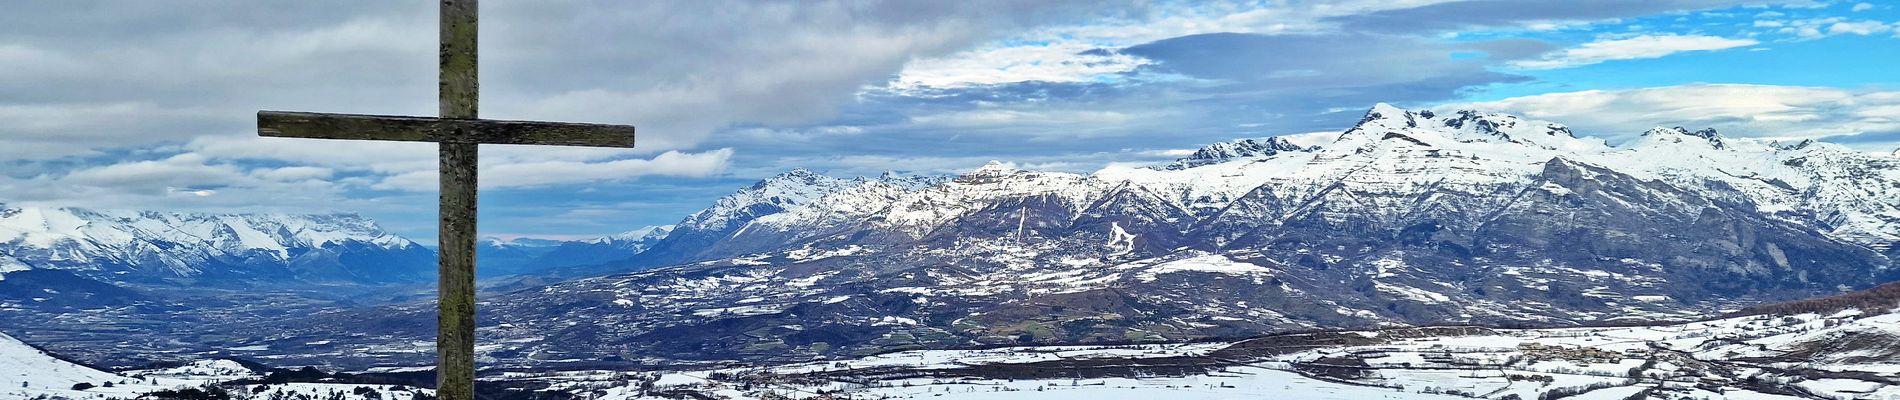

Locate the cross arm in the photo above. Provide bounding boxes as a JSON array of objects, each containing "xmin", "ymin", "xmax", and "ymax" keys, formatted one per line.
[{"xmin": 257, "ymin": 111, "xmax": 635, "ymax": 148}]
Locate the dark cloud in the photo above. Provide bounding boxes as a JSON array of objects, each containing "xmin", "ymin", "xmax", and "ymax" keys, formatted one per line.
[
  {"xmin": 722, "ymin": 30, "xmax": 1547, "ymax": 179},
  {"xmin": 743, "ymin": 29, "xmax": 1557, "ymax": 174},
  {"xmin": 1120, "ymin": 32, "xmax": 1530, "ymax": 90},
  {"xmin": 0, "ymin": 0, "xmax": 1135, "ymax": 160},
  {"xmin": 0, "ymin": 0, "xmax": 1142, "ymax": 239},
  {"xmin": 5, "ymin": 0, "xmax": 1878, "ymax": 240}
]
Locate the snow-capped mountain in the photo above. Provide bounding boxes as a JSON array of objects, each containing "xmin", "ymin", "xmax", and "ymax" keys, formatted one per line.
[
  {"xmin": 1158, "ymin": 136, "xmax": 1314, "ymax": 170},
  {"xmin": 592, "ymin": 225, "xmax": 674, "ymax": 246},
  {"xmin": 227, "ymin": 104, "xmax": 1898, "ymax": 369},
  {"xmin": 0, "ymin": 205, "xmax": 433, "ymax": 285},
  {"xmin": 633, "ymin": 169, "xmax": 945, "ymax": 264},
  {"xmin": 514, "ymin": 225, "xmax": 676, "ymax": 275},
  {"xmin": 627, "ymin": 103, "xmax": 1898, "ymax": 266},
  {"xmin": 476, "ymin": 237, "xmax": 567, "ymax": 277}
]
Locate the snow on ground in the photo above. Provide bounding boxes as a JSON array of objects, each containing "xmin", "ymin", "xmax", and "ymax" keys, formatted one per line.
[
  {"xmin": 1132, "ymin": 253, "xmax": 1275, "ymax": 282},
  {"xmin": 9, "ymin": 304, "xmax": 1900, "ymax": 399},
  {"xmin": 2, "ymin": 332, "xmax": 137, "ymax": 399},
  {"xmin": 590, "ymin": 366, "xmax": 1465, "ymax": 400},
  {"xmin": 237, "ymin": 383, "xmax": 433, "ymax": 400},
  {"xmin": 850, "ymin": 366, "xmax": 1462, "ymax": 400},
  {"xmin": 125, "ymin": 359, "xmax": 262, "ymax": 382},
  {"xmin": 563, "ymin": 307, "xmax": 1900, "ymax": 400},
  {"xmin": 2, "ymin": 332, "xmax": 430, "ymax": 400}
]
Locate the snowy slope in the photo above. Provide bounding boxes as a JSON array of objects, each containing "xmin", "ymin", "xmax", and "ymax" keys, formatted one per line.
[
  {"xmin": 634, "ymin": 103, "xmax": 1898, "ymax": 266},
  {"xmin": 234, "ymin": 103, "xmax": 1898, "ymax": 370},
  {"xmin": 23, "ymin": 306, "xmax": 1900, "ymax": 399},
  {"xmin": 2, "ymin": 333, "xmax": 431, "ymax": 400},
  {"xmin": 550, "ymin": 306, "xmax": 1900, "ymax": 400},
  {"xmin": 24, "ymin": 306, "xmax": 1900, "ymax": 400},
  {"xmin": 1, "ymin": 332, "xmax": 126, "ymax": 397}
]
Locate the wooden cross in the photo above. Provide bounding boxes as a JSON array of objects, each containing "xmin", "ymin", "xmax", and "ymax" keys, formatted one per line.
[{"xmin": 254, "ymin": 1, "xmax": 633, "ymax": 399}]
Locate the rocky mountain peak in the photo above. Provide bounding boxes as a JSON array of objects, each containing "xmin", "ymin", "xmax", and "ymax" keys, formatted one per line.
[
  {"xmin": 1773, "ymin": 138, "xmax": 1818, "ymax": 151},
  {"xmin": 1637, "ymin": 126, "xmax": 1726, "ymax": 149},
  {"xmin": 964, "ymin": 160, "xmax": 1018, "ymax": 176},
  {"xmin": 757, "ymin": 168, "xmax": 831, "ymax": 187},
  {"xmin": 597, "ymin": 225, "xmax": 673, "ymax": 244},
  {"xmin": 1334, "ymin": 104, "xmax": 1588, "ymax": 153},
  {"xmin": 481, "ymin": 237, "xmax": 566, "ymax": 248},
  {"xmin": 1161, "ymin": 137, "xmax": 1316, "ymax": 170},
  {"xmin": 1363, "ymin": 102, "xmax": 1410, "ymax": 122},
  {"xmin": 1352, "ymin": 102, "xmax": 1423, "ymax": 131}
]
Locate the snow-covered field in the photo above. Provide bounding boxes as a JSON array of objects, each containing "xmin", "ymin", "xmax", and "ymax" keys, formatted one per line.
[
  {"xmin": 1, "ymin": 332, "xmax": 429, "ymax": 400},
  {"xmin": 6, "ymin": 307, "xmax": 1900, "ymax": 399},
  {"xmin": 508, "ymin": 308, "xmax": 1900, "ymax": 400}
]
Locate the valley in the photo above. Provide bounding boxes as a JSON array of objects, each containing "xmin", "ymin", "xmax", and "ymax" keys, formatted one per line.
[{"xmin": 2, "ymin": 104, "xmax": 1898, "ymax": 398}]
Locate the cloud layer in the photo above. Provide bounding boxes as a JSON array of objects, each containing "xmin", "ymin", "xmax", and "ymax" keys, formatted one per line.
[
  {"xmin": 1511, "ymin": 35, "xmax": 1758, "ymax": 69},
  {"xmin": 2, "ymin": 0, "xmax": 1890, "ymax": 239},
  {"xmin": 1451, "ymin": 84, "xmax": 1900, "ymax": 148}
]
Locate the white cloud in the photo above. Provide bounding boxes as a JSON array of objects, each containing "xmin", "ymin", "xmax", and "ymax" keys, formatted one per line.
[
  {"xmin": 901, "ymin": 108, "xmax": 1176, "ymax": 140},
  {"xmin": 894, "ymin": 42, "xmax": 1155, "ymax": 89},
  {"xmin": 910, "ymin": 109, "xmax": 1137, "ymax": 128},
  {"xmin": 57, "ymin": 154, "xmax": 243, "ymax": 193},
  {"xmin": 186, "ymin": 135, "xmax": 435, "ymax": 175},
  {"xmin": 1827, "ymin": 20, "xmax": 1892, "ymax": 35},
  {"xmin": 1447, "ymin": 84, "xmax": 1900, "ymax": 149},
  {"xmin": 1778, "ymin": 0, "xmax": 1832, "ymax": 9},
  {"xmin": 889, "ymin": 0, "xmax": 1469, "ymax": 90},
  {"xmin": 1511, "ymin": 34, "xmax": 1758, "ymax": 69},
  {"xmin": 1852, "ymin": 2, "xmax": 1875, "ymax": 12},
  {"xmin": 1770, "ymin": 17, "xmax": 1897, "ymax": 38},
  {"xmin": 483, "ymin": 148, "xmax": 734, "ymax": 189},
  {"xmin": 0, "ymin": 1, "xmax": 1147, "ymax": 161},
  {"xmin": 370, "ymin": 148, "xmax": 734, "ymax": 192},
  {"xmin": 250, "ymin": 166, "xmax": 335, "ymax": 182},
  {"xmin": 753, "ymin": 148, "xmax": 1190, "ymax": 178},
  {"xmin": 0, "ymin": 151, "xmax": 371, "ymax": 214}
]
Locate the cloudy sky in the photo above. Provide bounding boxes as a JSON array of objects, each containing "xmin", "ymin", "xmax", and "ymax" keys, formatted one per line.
[{"xmin": 3, "ymin": 0, "xmax": 1897, "ymax": 242}]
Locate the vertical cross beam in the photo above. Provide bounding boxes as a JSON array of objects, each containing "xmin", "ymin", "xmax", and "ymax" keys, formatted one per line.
[
  {"xmin": 255, "ymin": 2, "xmax": 631, "ymax": 397},
  {"xmin": 437, "ymin": 0, "xmax": 478, "ymax": 399}
]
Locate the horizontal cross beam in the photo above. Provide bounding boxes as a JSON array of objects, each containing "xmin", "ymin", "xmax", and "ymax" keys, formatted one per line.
[{"xmin": 258, "ymin": 110, "xmax": 635, "ymax": 148}]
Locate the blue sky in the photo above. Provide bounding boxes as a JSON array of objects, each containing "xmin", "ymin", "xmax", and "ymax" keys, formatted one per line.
[{"xmin": 2, "ymin": 0, "xmax": 1897, "ymax": 243}]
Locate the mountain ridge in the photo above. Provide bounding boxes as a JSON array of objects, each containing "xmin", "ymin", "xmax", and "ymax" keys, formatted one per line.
[
  {"xmin": 0, "ymin": 205, "xmax": 433, "ymax": 285},
  {"xmin": 226, "ymin": 104, "xmax": 1899, "ymax": 368}
]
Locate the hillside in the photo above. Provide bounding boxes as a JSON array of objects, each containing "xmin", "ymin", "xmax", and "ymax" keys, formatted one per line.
[{"xmin": 229, "ymin": 104, "xmax": 1900, "ymax": 369}]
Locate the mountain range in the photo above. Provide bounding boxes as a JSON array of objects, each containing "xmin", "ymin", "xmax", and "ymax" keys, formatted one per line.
[
  {"xmin": 0, "ymin": 206, "xmax": 671, "ymax": 366},
  {"xmin": 3, "ymin": 103, "xmax": 1898, "ymax": 370},
  {"xmin": 198, "ymin": 103, "xmax": 1900, "ymax": 368},
  {"xmin": 476, "ymin": 226, "xmax": 672, "ymax": 278},
  {"xmin": 0, "ymin": 207, "xmax": 430, "ymax": 286}
]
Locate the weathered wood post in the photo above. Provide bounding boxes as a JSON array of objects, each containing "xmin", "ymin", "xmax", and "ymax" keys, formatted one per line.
[{"xmin": 436, "ymin": 1, "xmax": 479, "ymax": 399}]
